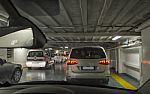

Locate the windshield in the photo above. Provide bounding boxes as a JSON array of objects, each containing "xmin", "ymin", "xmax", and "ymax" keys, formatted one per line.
[
  {"xmin": 28, "ymin": 51, "xmax": 44, "ymax": 57},
  {"xmin": 0, "ymin": 0, "xmax": 150, "ymax": 91},
  {"xmin": 70, "ymin": 47, "xmax": 106, "ymax": 59}
]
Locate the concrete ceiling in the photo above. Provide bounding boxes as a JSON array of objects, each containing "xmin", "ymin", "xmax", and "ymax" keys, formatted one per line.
[{"xmin": 2, "ymin": 0, "xmax": 150, "ymax": 48}]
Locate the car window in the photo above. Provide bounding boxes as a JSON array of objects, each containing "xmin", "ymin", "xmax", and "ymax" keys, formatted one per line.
[
  {"xmin": 28, "ymin": 51, "xmax": 44, "ymax": 57},
  {"xmin": 70, "ymin": 47, "xmax": 106, "ymax": 59}
]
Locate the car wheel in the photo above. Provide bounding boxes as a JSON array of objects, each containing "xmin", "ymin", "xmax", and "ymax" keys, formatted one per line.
[{"xmin": 11, "ymin": 68, "xmax": 22, "ymax": 84}]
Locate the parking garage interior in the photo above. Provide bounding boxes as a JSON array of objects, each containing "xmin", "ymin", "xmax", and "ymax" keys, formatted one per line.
[{"xmin": 0, "ymin": 0, "xmax": 150, "ymax": 91}]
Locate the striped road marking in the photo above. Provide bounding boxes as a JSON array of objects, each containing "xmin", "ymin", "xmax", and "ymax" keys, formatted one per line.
[{"xmin": 111, "ymin": 73, "xmax": 137, "ymax": 90}]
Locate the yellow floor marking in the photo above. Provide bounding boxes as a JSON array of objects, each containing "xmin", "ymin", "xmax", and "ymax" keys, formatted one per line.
[{"xmin": 111, "ymin": 73, "xmax": 137, "ymax": 90}]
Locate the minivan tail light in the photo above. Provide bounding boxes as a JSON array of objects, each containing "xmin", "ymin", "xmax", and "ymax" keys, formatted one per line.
[
  {"xmin": 66, "ymin": 59, "xmax": 78, "ymax": 65},
  {"xmin": 99, "ymin": 59, "xmax": 110, "ymax": 65}
]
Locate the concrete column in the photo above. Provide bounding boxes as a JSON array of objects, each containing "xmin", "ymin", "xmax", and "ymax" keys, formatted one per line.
[
  {"xmin": 140, "ymin": 27, "xmax": 150, "ymax": 85},
  {"xmin": 118, "ymin": 47, "xmax": 125, "ymax": 73},
  {"xmin": 13, "ymin": 48, "xmax": 28, "ymax": 67}
]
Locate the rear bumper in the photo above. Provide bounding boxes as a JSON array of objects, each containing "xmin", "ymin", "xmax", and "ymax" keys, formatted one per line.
[
  {"xmin": 26, "ymin": 61, "xmax": 46, "ymax": 67},
  {"xmin": 66, "ymin": 77, "xmax": 109, "ymax": 84},
  {"xmin": 66, "ymin": 72, "xmax": 110, "ymax": 80}
]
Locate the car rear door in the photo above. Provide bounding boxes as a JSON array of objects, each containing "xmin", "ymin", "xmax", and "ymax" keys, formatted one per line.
[
  {"xmin": 68, "ymin": 47, "xmax": 107, "ymax": 73},
  {"xmin": 27, "ymin": 51, "xmax": 45, "ymax": 62}
]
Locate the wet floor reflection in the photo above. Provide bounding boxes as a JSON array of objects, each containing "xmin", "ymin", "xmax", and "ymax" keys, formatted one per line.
[
  {"xmin": 20, "ymin": 63, "xmax": 134, "ymax": 89},
  {"xmin": 20, "ymin": 63, "xmax": 66, "ymax": 83}
]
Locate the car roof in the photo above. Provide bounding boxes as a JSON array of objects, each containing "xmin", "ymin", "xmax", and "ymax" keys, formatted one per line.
[
  {"xmin": 28, "ymin": 49, "xmax": 45, "ymax": 52},
  {"xmin": 71, "ymin": 46, "xmax": 104, "ymax": 49}
]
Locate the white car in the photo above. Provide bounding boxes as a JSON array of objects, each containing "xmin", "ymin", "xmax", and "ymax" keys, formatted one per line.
[{"xmin": 26, "ymin": 49, "xmax": 54, "ymax": 69}]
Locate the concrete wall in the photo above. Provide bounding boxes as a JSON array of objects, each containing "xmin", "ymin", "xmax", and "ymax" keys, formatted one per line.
[
  {"xmin": 124, "ymin": 47, "xmax": 141, "ymax": 80},
  {"xmin": 106, "ymin": 49, "xmax": 118, "ymax": 72},
  {"xmin": 13, "ymin": 48, "xmax": 28, "ymax": 67},
  {"xmin": 118, "ymin": 47, "xmax": 141, "ymax": 80}
]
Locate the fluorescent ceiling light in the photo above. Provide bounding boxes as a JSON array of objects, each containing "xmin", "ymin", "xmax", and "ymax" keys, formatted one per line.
[
  {"xmin": 65, "ymin": 46, "xmax": 68, "ymax": 49},
  {"xmin": 112, "ymin": 36, "xmax": 122, "ymax": 40},
  {"xmin": 48, "ymin": 48, "xmax": 52, "ymax": 50},
  {"xmin": 56, "ymin": 50, "xmax": 59, "ymax": 53},
  {"xmin": 108, "ymin": 36, "xmax": 112, "ymax": 39},
  {"xmin": 60, "ymin": 47, "xmax": 63, "ymax": 48}
]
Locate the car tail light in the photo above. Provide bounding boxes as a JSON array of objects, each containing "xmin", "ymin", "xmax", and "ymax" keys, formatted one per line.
[
  {"xmin": 66, "ymin": 59, "xmax": 78, "ymax": 65},
  {"xmin": 99, "ymin": 59, "xmax": 110, "ymax": 65}
]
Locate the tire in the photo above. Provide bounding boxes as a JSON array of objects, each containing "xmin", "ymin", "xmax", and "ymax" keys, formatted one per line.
[{"xmin": 11, "ymin": 68, "xmax": 22, "ymax": 84}]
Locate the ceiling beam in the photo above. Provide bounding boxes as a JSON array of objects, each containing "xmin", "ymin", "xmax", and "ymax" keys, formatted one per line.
[
  {"xmin": 60, "ymin": 0, "xmax": 76, "ymax": 32},
  {"xmin": 111, "ymin": 0, "xmax": 147, "ymax": 37},
  {"xmin": 47, "ymin": 41, "xmax": 118, "ymax": 44},
  {"xmin": 33, "ymin": 3, "xmax": 66, "ymax": 33},
  {"xmin": 95, "ymin": 0, "xmax": 111, "ymax": 32},
  {"xmin": 17, "ymin": 8, "xmax": 56, "ymax": 33},
  {"xmin": 46, "ymin": 41, "xmax": 117, "ymax": 48},
  {"xmin": 80, "ymin": 0, "xmax": 87, "ymax": 33},
  {"xmin": 40, "ymin": 25, "xmax": 135, "ymax": 29},
  {"xmin": 45, "ymin": 32, "xmax": 140, "ymax": 37},
  {"xmin": 104, "ymin": 0, "xmax": 129, "ymax": 32}
]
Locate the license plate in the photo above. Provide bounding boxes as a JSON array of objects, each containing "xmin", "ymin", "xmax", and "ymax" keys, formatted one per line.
[{"xmin": 82, "ymin": 66, "xmax": 94, "ymax": 70}]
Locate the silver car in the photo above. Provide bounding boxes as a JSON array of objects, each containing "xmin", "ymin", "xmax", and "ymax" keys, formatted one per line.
[
  {"xmin": 0, "ymin": 58, "xmax": 22, "ymax": 84},
  {"xmin": 66, "ymin": 46, "xmax": 110, "ymax": 84}
]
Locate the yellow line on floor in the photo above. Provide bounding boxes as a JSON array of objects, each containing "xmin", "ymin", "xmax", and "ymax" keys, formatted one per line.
[{"xmin": 111, "ymin": 73, "xmax": 137, "ymax": 90}]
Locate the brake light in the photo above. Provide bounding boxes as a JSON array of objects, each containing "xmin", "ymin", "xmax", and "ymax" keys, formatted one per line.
[
  {"xmin": 66, "ymin": 59, "xmax": 78, "ymax": 65},
  {"xmin": 99, "ymin": 59, "xmax": 110, "ymax": 65}
]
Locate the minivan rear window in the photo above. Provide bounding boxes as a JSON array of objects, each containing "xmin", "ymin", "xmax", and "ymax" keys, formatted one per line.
[
  {"xmin": 28, "ymin": 51, "xmax": 44, "ymax": 57},
  {"xmin": 70, "ymin": 47, "xmax": 106, "ymax": 59}
]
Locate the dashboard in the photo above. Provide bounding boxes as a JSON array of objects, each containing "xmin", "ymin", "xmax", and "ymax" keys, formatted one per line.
[{"xmin": 0, "ymin": 84, "xmax": 137, "ymax": 94}]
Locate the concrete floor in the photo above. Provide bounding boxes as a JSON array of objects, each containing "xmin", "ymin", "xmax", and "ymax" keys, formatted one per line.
[
  {"xmin": 20, "ymin": 63, "xmax": 138, "ymax": 89},
  {"xmin": 20, "ymin": 64, "xmax": 66, "ymax": 82}
]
